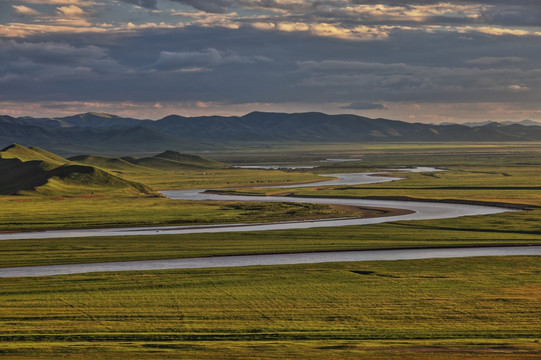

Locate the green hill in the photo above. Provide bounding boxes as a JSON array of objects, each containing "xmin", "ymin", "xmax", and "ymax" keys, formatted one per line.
[
  {"xmin": 125, "ymin": 150, "xmax": 228, "ymax": 170},
  {"xmin": 34, "ymin": 164, "xmax": 154, "ymax": 196},
  {"xmin": 0, "ymin": 144, "xmax": 65, "ymax": 168},
  {"xmin": 153, "ymin": 150, "xmax": 228, "ymax": 169},
  {"xmin": 0, "ymin": 144, "xmax": 155, "ymax": 196},
  {"xmin": 69, "ymin": 154, "xmax": 147, "ymax": 171},
  {"xmin": 72, "ymin": 150, "xmax": 229, "ymax": 171}
]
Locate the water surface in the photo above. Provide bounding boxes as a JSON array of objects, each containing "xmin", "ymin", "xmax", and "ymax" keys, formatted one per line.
[
  {"xmin": 1, "ymin": 246, "xmax": 538, "ymax": 278},
  {"xmin": 0, "ymin": 169, "xmax": 512, "ymax": 241}
]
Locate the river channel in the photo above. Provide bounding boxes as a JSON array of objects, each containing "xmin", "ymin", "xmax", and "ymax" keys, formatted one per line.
[
  {"xmin": 1, "ymin": 167, "xmax": 533, "ymax": 277},
  {"xmin": 0, "ymin": 168, "xmax": 511, "ymax": 241},
  {"xmin": 1, "ymin": 246, "xmax": 539, "ymax": 278}
]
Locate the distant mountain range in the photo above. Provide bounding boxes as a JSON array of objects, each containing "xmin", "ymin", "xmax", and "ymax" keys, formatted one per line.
[{"xmin": 2, "ymin": 112, "xmax": 541, "ymax": 155}]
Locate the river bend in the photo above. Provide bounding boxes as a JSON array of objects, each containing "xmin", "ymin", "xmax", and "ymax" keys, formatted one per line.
[
  {"xmin": 0, "ymin": 170, "xmax": 513, "ymax": 241},
  {"xmin": 0, "ymin": 169, "xmax": 533, "ymax": 277}
]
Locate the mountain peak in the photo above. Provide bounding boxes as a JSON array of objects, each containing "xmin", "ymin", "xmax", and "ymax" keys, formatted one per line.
[{"xmin": 1, "ymin": 143, "xmax": 23, "ymax": 152}]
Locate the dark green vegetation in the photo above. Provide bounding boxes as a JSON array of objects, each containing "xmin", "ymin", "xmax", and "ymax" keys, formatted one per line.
[
  {"xmin": 3, "ymin": 111, "xmax": 541, "ymax": 155},
  {"xmin": 1, "ymin": 257, "xmax": 539, "ymax": 359}
]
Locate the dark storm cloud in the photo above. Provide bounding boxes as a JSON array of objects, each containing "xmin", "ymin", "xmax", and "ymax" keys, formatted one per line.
[
  {"xmin": 478, "ymin": 5, "xmax": 541, "ymax": 27},
  {"xmin": 1, "ymin": 25, "xmax": 540, "ymax": 107},
  {"xmin": 162, "ymin": 0, "xmax": 541, "ymax": 28},
  {"xmin": 169, "ymin": 0, "xmax": 234, "ymax": 13},
  {"xmin": 0, "ymin": 38, "xmax": 125, "ymax": 82},
  {"xmin": 167, "ymin": 0, "xmax": 338, "ymax": 13},
  {"xmin": 150, "ymin": 48, "xmax": 268, "ymax": 71},
  {"xmin": 0, "ymin": 39, "xmax": 107, "ymax": 65},
  {"xmin": 350, "ymin": 0, "xmax": 541, "ymax": 5},
  {"xmin": 295, "ymin": 59, "xmax": 540, "ymax": 103},
  {"xmin": 2, "ymin": 0, "xmax": 541, "ymax": 122}
]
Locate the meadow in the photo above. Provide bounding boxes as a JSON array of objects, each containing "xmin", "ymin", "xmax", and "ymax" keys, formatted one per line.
[
  {"xmin": 0, "ymin": 196, "xmax": 362, "ymax": 232},
  {"xmin": 0, "ymin": 257, "xmax": 539, "ymax": 359},
  {"xmin": 1, "ymin": 142, "xmax": 540, "ymax": 358}
]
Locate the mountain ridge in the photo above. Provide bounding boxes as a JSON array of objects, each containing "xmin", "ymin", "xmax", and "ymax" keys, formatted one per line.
[{"xmin": 2, "ymin": 112, "xmax": 541, "ymax": 155}]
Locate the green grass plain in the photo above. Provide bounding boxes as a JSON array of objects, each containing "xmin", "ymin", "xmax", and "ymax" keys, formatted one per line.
[
  {"xmin": 1, "ymin": 142, "xmax": 541, "ymax": 359},
  {"xmin": 0, "ymin": 196, "xmax": 362, "ymax": 232},
  {"xmin": 1, "ymin": 257, "xmax": 539, "ymax": 359},
  {"xmin": 1, "ymin": 211, "xmax": 540, "ymax": 268}
]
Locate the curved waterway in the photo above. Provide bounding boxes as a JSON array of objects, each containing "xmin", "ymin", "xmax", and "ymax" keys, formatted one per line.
[
  {"xmin": 0, "ymin": 168, "xmax": 513, "ymax": 241},
  {"xmin": 1, "ymin": 246, "xmax": 539, "ymax": 278},
  {"xmin": 1, "ymin": 167, "xmax": 534, "ymax": 278}
]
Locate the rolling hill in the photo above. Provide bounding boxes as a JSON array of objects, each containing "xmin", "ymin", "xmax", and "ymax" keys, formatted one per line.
[
  {"xmin": 70, "ymin": 150, "xmax": 229, "ymax": 171},
  {"xmin": 3, "ymin": 112, "xmax": 541, "ymax": 155},
  {"xmin": 0, "ymin": 144, "xmax": 155, "ymax": 196}
]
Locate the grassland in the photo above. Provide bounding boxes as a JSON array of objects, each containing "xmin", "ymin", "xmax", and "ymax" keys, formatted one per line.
[
  {"xmin": 1, "ymin": 210, "xmax": 540, "ymax": 268},
  {"xmin": 120, "ymin": 167, "xmax": 322, "ymax": 190},
  {"xmin": 0, "ymin": 196, "xmax": 364, "ymax": 232},
  {"xmin": 0, "ymin": 256, "xmax": 539, "ymax": 359},
  {"xmin": 0, "ymin": 144, "xmax": 340, "ymax": 230},
  {"xmin": 2, "ymin": 142, "xmax": 541, "ymax": 359},
  {"xmin": 224, "ymin": 166, "xmax": 541, "ymax": 206},
  {"xmin": 1, "ymin": 143, "xmax": 540, "ymax": 267}
]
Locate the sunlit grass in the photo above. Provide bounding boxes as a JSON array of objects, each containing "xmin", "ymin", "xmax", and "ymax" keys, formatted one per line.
[
  {"xmin": 0, "ymin": 256, "xmax": 539, "ymax": 358},
  {"xmin": 0, "ymin": 196, "xmax": 361, "ymax": 232}
]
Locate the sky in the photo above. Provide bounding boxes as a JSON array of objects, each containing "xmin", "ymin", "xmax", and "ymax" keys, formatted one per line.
[{"xmin": 1, "ymin": 0, "xmax": 540, "ymax": 123}]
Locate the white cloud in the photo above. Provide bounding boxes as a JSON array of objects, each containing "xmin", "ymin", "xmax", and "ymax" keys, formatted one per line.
[
  {"xmin": 56, "ymin": 5, "xmax": 85, "ymax": 17},
  {"xmin": 12, "ymin": 5, "xmax": 41, "ymax": 16},
  {"xmin": 507, "ymin": 84, "xmax": 529, "ymax": 92}
]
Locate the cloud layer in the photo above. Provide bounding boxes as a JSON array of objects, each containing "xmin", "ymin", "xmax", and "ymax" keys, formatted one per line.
[{"xmin": 0, "ymin": 0, "xmax": 540, "ymax": 121}]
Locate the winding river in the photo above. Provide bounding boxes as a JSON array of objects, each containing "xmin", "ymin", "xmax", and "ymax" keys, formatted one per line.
[
  {"xmin": 0, "ymin": 168, "xmax": 510, "ymax": 241},
  {"xmin": 1, "ymin": 167, "xmax": 535, "ymax": 277}
]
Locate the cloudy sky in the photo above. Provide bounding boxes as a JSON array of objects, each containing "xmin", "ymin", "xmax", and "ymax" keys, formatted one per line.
[{"xmin": 1, "ymin": 0, "xmax": 540, "ymax": 122}]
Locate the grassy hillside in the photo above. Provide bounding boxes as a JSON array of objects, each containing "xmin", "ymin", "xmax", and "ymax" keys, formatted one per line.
[
  {"xmin": 71, "ymin": 150, "xmax": 228, "ymax": 171},
  {"xmin": 69, "ymin": 154, "xmax": 147, "ymax": 171},
  {"xmin": 31, "ymin": 164, "xmax": 154, "ymax": 196},
  {"xmin": 0, "ymin": 144, "xmax": 65, "ymax": 166},
  {"xmin": 0, "ymin": 144, "xmax": 154, "ymax": 196},
  {"xmin": 154, "ymin": 150, "xmax": 228, "ymax": 169}
]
